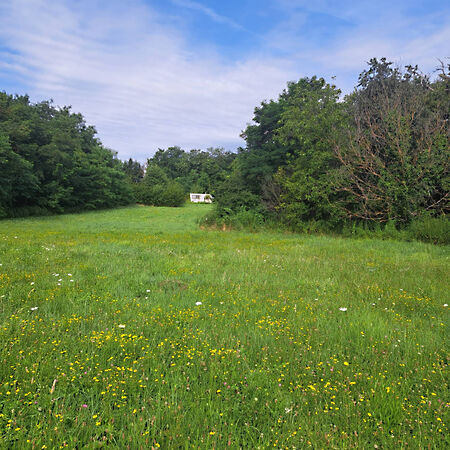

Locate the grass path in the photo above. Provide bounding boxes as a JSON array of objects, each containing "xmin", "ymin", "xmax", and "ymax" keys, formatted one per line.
[{"xmin": 0, "ymin": 205, "xmax": 448, "ymax": 448}]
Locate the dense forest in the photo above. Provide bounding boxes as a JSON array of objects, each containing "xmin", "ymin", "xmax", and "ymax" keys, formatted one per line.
[
  {"xmin": 209, "ymin": 58, "xmax": 449, "ymax": 229},
  {"xmin": 0, "ymin": 94, "xmax": 133, "ymax": 217},
  {"xmin": 1, "ymin": 58, "xmax": 448, "ymax": 241},
  {"xmin": 123, "ymin": 146, "xmax": 236, "ymax": 207}
]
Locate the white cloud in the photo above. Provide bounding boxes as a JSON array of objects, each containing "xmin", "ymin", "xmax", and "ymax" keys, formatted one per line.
[
  {"xmin": 0, "ymin": 0, "xmax": 295, "ymax": 161},
  {"xmin": 264, "ymin": 1, "xmax": 450, "ymax": 91},
  {"xmin": 0, "ymin": 0, "xmax": 448, "ymax": 161},
  {"xmin": 170, "ymin": 0, "xmax": 245, "ymax": 31}
]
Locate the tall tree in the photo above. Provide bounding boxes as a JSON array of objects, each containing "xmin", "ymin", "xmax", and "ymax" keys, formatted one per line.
[
  {"xmin": 275, "ymin": 77, "xmax": 346, "ymax": 228},
  {"xmin": 335, "ymin": 58, "xmax": 449, "ymax": 224},
  {"xmin": 0, "ymin": 92, "xmax": 133, "ymax": 216},
  {"xmin": 123, "ymin": 158, "xmax": 144, "ymax": 183}
]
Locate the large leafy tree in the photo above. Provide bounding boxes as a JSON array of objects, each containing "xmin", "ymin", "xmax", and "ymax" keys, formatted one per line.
[
  {"xmin": 335, "ymin": 58, "xmax": 449, "ymax": 224},
  {"xmin": 0, "ymin": 133, "xmax": 38, "ymax": 217},
  {"xmin": 123, "ymin": 158, "xmax": 144, "ymax": 184},
  {"xmin": 238, "ymin": 99, "xmax": 288, "ymax": 195},
  {"xmin": 275, "ymin": 77, "xmax": 347, "ymax": 228},
  {"xmin": 147, "ymin": 146, "xmax": 235, "ymax": 195},
  {"xmin": 0, "ymin": 92, "xmax": 133, "ymax": 216}
]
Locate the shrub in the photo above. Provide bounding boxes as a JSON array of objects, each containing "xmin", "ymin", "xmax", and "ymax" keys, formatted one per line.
[
  {"xmin": 161, "ymin": 182, "xmax": 186, "ymax": 207},
  {"xmin": 407, "ymin": 215, "xmax": 449, "ymax": 245},
  {"xmin": 230, "ymin": 208, "xmax": 264, "ymax": 231},
  {"xmin": 134, "ymin": 181, "xmax": 185, "ymax": 207}
]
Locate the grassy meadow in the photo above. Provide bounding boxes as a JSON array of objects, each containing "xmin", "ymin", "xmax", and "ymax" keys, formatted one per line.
[{"xmin": 0, "ymin": 204, "xmax": 448, "ymax": 448}]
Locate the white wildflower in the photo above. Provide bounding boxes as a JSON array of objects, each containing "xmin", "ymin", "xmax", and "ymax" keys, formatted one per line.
[
  {"xmin": 195, "ymin": 301, "xmax": 202, "ymax": 306},
  {"xmin": 118, "ymin": 324, "xmax": 126, "ymax": 328},
  {"xmin": 339, "ymin": 307, "xmax": 348, "ymax": 312},
  {"xmin": 30, "ymin": 307, "xmax": 38, "ymax": 311}
]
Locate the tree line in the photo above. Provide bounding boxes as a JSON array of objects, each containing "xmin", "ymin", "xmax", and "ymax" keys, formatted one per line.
[
  {"xmin": 0, "ymin": 93, "xmax": 133, "ymax": 217},
  {"xmin": 1, "ymin": 57, "xmax": 448, "ymax": 243},
  {"xmin": 122, "ymin": 146, "xmax": 236, "ymax": 207},
  {"xmin": 0, "ymin": 88, "xmax": 236, "ymax": 215},
  {"xmin": 208, "ymin": 58, "xmax": 449, "ymax": 240}
]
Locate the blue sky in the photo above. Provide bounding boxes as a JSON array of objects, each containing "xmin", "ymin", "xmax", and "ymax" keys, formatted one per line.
[{"xmin": 0, "ymin": 0, "xmax": 449, "ymax": 161}]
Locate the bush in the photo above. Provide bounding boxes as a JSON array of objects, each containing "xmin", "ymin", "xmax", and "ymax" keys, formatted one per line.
[
  {"xmin": 161, "ymin": 182, "xmax": 186, "ymax": 207},
  {"xmin": 339, "ymin": 215, "xmax": 449, "ymax": 245},
  {"xmin": 134, "ymin": 182, "xmax": 185, "ymax": 207},
  {"xmin": 230, "ymin": 208, "xmax": 264, "ymax": 231},
  {"xmin": 407, "ymin": 215, "xmax": 450, "ymax": 245}
]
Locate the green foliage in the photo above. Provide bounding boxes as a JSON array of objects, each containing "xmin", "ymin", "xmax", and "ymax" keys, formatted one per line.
[
  {"xmin": 122, "ymin": 158, "xmax": 144, "ymax": 183},
  {"xmin": 334, "ymin": 58, "xmax": 449, "ymax": 224},
  {"xmin": 340, "ymin": 215, "xmax": 450, "ymax": 245},
  {"xmin": 143, "ymin": 163, "xmax": 169, "ymax": 186},
  {"xmin": 161, "ymin": 181, "xmax": 186, "ymax": 207},
  {"xmin": 213, "ymin": 170, "xmax": 261, "ymax": 215},
  {"xmin": 407, "ymin": 215, "xmax": 450, "ymax": 245},
  {"xmin": 0, "ymin": 92, "xmax": 133, "ymax": 217},
  {"xmin": 147, "ymin": 146, "xmax": 235, "ymax": 195},
  {"xmin": 135, "ymin": 165, "xmax": 185, "ymax": 207},
  {"xmin": 0, "ymin": 133, "xmax": 38, "ymax": 216},
  {"xmin": 138, "ymin": 184, "xmax": 166, "ymax": 206},
  {"xmin": 238, "ymin": 99, "xmax": 289, "ymax": 195},
  {"xmin": 212, "ymin": 58, "xmax": 448, "ymax": 235},
  {"xmin": 201, "ymin": 206, "xmax": 265, "ymax": 231},
  {"xmin": 275, "ymin": 77, "xmax": 347, "ymax": 229}
]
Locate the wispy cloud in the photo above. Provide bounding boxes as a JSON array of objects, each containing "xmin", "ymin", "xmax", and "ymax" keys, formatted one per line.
[
  {"xmin": 0, "ymin": 0, "xmax": 448, "ymax": 161},
  {"xmin": 170, "ymin": 0, "xmax": 246, "ymax": 30},
  {"xmin": 0, "ymin": 0, "xmax": 294, "ymax": 161}
]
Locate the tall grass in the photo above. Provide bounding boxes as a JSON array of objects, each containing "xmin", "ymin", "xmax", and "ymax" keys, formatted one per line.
[{"xmin": 0, "ymin": 204, "xmax": 448, "ymax": 448}]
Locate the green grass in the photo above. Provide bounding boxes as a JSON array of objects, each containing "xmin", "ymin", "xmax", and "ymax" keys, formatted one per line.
[{"xmin": 0, "ymin": 204, "xmax": 448, "ymax": 448}]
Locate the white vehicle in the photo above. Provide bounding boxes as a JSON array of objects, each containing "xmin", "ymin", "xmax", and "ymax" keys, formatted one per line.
[{"xmin": 190, "ymin": 193, "xmax": 214, "ymax": 203}]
